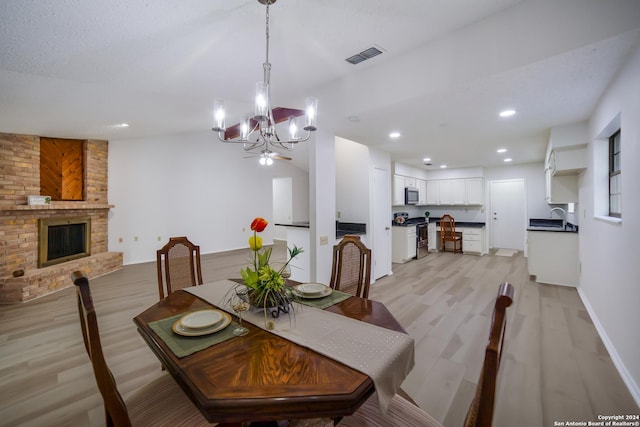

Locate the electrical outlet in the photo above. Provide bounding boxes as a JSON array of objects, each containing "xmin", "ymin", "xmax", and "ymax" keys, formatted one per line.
[
  {"xmin": 118, "ymin": 237, "xmax": 123, "ymax": 243},
  {"xmin": 157, "ymin": 236, "xmax": 161, "ymax": 241},
  {"xmin": 134, "ymin": 236, "xmax": 138, "ymax": 242},
  {"xmin": 320, "ymin": 236, "xmax": 328, "ymax": 245}
]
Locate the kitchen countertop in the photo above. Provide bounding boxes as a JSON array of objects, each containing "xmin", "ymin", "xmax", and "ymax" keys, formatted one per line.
[
  {"xmin": 336, "ymin": 221, "xmax": 366, "ymax": 238},
  {"xmin": 275, "ymin": 222, "xmax": 310, "ymax": 229},
  {"xmin": 429, "ymin": 219, "xmax": 486, "ymax": 228},
  {"xmin": 527, "ymin": 218, "xmax": 579, "ymax": 233},
  {"xmin": 527, "ymin": 225, "xmax": 578, "ymax": 233}
]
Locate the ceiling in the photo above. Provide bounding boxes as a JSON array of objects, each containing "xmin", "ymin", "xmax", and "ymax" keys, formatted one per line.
[{"xmin": 1, "ymin": 0, "xmax": 639, "ymax": 171}]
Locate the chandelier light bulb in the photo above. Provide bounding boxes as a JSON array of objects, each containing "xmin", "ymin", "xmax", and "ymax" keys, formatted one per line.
[
  {"xmin": 240, "ymin": 117, "xmax": 251, "ymax": 141},
  {"xmin": 288, "ymin": 117, "xmax": 299, "ymax": 140},
  {"xmin": 255, "ymin": 82, "xmax": 269, "ymax": 120},
  {"xmin": 212, "ymin": 99, "xmax": 226, "ymax": 131}
]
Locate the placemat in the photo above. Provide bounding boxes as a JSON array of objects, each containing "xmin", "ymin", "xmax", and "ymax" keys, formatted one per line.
[
  {"xmin": 148, "ymin": 312, "xmax": 238, "ymax": 358},
  {"xmin": 295, "ymin": 289, "xmax": 352, "ymax": 309}
]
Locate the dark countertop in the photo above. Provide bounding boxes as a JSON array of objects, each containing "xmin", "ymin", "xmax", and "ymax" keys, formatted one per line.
[
  {"xmin": 527, "ymin": 225, "xmax": 578, "ymax": 233},
  {"xmin": 336, "ymin": 221, "xmax": 366, "ymax": 238},
  {"xmin": 275, "ymin": 222, "xmax": 310, "ymax": 229},
  {"xmin": 429, "ymin": 219, "xmax": 486, "ymax": 228},
  {"xmin": 527, "ymin": 218, "xmax": 579, "ymax": 233}
]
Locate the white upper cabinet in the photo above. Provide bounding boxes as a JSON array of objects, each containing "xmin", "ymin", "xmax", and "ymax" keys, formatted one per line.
[
  {"xmin": 465, "ymin": 178, "xmax": 484, "ymax": 205},
  {"xmin": 438, "ymin": 179, "xmax": 466, "ymax": 205},
  {"xmin": 417, "ymin": 179, "xmax": 427, "ymax": 205},
  {"xmin": 426, "ymin": 181, "xmax": 439, "ymax": 205},
  {"xmin": 392, "ymin": 174, "xmax": 406, "ymax": 206},
  {"xmin": 427, "ymin": 178, "xmax": 483, "ymax": 206}
]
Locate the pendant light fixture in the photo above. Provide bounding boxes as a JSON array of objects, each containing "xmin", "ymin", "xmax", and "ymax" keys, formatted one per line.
[{"xmin": 211, "ymin": 0, "xmax": 318, "ymax": 162}]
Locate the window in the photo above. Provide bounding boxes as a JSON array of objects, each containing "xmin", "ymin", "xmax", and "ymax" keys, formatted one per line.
[{"xmin": 609, "ymin": 130, "xmax": 621, "ymax": 217}]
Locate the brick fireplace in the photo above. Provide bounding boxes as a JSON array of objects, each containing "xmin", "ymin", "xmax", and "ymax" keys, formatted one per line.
[{"xmin": 0, "ymin": 133, "xmax": 123, "ymax": 303}]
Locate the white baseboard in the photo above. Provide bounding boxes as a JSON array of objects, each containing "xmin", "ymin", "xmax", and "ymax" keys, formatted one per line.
[{"xmin": 577, "ymin": 287, "xmax": 640, "ymax": 408}]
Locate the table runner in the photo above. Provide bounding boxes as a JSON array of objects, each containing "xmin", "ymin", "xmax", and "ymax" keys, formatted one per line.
[
  {"xmin": 148, "ymin": 312, "xmax": 238, "ymax": 358},
  {"xmin": 185, "ymin": 280, "xmax": 415, "ymax": 414}
]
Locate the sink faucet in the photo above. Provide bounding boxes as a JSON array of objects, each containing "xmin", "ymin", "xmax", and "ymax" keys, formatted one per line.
[{"xmin": 549, "ymin": 207, "xmax": 567, "ymax": 229}]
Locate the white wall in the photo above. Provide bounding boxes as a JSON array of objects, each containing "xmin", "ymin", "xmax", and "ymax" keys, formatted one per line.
[
  {"xmin": 335, "ymin": 137, "xmax": 370, "ymax": 223},
  {"xmin": 579, "ymin": 44, "xmax": 640, "ymax": 404},
  {"xmin": 108, "ymin": 131, "xmax": 309, "ymax": 264}
]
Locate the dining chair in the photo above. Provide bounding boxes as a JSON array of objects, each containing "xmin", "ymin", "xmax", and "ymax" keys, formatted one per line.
[
  {"xmin": 71, "ymin": 270, "xmax": 212, "ymax": 427},
  {"xmin": 440, "ymin": 214, "xmax": 462, "ymax": 253},
  {"xmin": 329, "ymin": 234, "xmax": 372, "ymax": 299},
  {"xmin": 156, "ymin": 236, "xmax": 204, "ymax": 300},
  {"xmin": 337, "ymin": 282, "xmax": 515, "ymax": 427}
]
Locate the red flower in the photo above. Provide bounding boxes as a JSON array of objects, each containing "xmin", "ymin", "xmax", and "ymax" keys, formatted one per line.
[{"xmin": 250, "ymin": 217, "xmax": 268, "ymax": 232}]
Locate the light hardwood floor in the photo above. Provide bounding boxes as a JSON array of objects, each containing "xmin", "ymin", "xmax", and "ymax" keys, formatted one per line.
[{"xmin": 0, "ymin": 245, "xmax": 637, "ymax": 426}]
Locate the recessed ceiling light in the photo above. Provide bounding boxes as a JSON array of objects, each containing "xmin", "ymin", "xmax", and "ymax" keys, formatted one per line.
[
  {"xmin": 504, "ymin": 158, "xmax": 513, "ymax": 162},
  {"xmin": 112, "ymin": 123, "xmax": 129, "ymax": 128},
  {"xmin": 423, "ymin": 157, "xmax": 431, "ymax": 162},
  {"xmin": 389, "ymin": 132, "xmax": 401, "ymax": 139},
  {"xmin": 499, "ymin": 109, "xmax": 516, "ymax": 118},
  {"xmin": 497, "ymin": 148, "xmax": 507, "ymax": 153},
  {"xmin": 440, "ymin": 164, "xmax": 447, "ymax": 169}
]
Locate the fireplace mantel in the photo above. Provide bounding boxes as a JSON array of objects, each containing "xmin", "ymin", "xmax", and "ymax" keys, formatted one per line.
[{"xmin": 1, "ymin": 203, "xmax": 114, "ymax": 211}]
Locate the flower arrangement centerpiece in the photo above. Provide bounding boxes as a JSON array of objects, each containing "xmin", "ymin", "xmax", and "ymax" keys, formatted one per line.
[{"xmin": 240, "ymin": 217, "xmax": 303, "ymax": 315}]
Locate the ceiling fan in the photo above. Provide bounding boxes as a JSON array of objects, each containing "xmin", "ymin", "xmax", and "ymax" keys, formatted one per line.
[{"xmin": 244, "ymin": 148, "xmax": 292, "ymax": 166}]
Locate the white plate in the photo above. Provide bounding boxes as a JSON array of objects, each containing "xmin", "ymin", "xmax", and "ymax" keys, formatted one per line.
[
  {"xmin": 295, "ymin": 283, "xmax": 328, "ymax": 296},
  {"xmin": 293, "ymin": 284, "xmax": 333, "ymax": 299},
  {"xmin": 172, "ymin": 312, "xmax": 232, "ymax": 337},
  {"xmin": 179, "ymin": 309, "xmax": 224, "ymax": 329}
]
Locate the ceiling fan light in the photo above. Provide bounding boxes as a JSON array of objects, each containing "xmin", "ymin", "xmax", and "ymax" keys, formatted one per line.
[
  {"xmin": 255, "ymin": 82, "xmax": 269, "ymax": 120},
  {"xmin": 266, "ymin": 157, "xmax": 274, "ymax": 166},
  {"xmin": 212, "ymin": 99, "xmax": 226, "ymax": 131},
  {"xmin": 304, "ymin": 97, "xmax": 318, "ymax": 131},
  {"xmin": 259, "ymin": 156, "xmax": 267, "ymax": 165}
]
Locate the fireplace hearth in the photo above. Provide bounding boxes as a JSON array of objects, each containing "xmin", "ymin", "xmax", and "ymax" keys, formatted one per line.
[{"xmin": 38, "ymin": 216, "xmax": 91, "ymax": 267}]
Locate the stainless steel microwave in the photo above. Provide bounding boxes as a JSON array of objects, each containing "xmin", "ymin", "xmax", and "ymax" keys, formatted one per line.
[{"xmin": 405, "ymin": 187, "xmax": 419, "ymax": 205}]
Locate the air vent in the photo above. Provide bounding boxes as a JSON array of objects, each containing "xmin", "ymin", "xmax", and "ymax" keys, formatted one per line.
[{"xmin": 345, "ymin": 46, "xmax": 383, "ymax": 65}]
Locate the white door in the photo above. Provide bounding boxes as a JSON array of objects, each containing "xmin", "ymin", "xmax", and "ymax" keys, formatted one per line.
[
  {"xmin": 490, "ymin": 179, "xmax": 526, "ymax": 250},
  {"xmin": 272, "ymin": 177, "xmax": 292, "ymax": 241},
  {"xmin": 373, "ymin": 168, "xmax": 391, "ymax": 280}
]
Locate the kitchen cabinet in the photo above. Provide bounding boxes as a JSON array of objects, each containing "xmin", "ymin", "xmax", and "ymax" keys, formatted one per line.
[
  {"xmin": 404, "ymin": 177, "xmax": 417, "ymax": 188},
  {"xmin": 465, "ymin": 178, "xmax": 484, "ymax": 205},
  {"xmin": 426, "ymin": 181, "xmax": 439, "ymax": 205},
  {"xmin": 392, "ymin": 174, "xmax": 406, "ymax": 206},
  {"xmin": 545, "ymin": 168, "xmax": 578, "ymax": 203},
  {"xmin": 427, "ymin": 223, "xmax": 437, "ymax": 252},
  {"xmin": 527, "ymin": 230, "xmax": 579, "ymax": 286},
  {"xmin": 438, "ymin": 179, "xmax": 466, "ymax": 205},
  {"xmin": 392, "ymin": 226, "xmax": 416, "ymax": 263},
  {"xmin": 426, "ymin": 178, "xmax": 484, "ymax": 206},
  {"xmin": 459, "ymin": 227, "xmax": 485, "ymax": 254},
  {"xmin": 417, "ymin": 179, "xmax": 427, "ymax": 205}
]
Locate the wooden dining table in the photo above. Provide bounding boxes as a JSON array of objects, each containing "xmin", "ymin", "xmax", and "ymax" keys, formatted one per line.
[{"xmin": 133, "ymin": 281, "xmax": 407, "ymax": 424}]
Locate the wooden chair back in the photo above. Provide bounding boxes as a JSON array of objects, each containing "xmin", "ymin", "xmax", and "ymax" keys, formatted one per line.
[
  {"xmin": 72, "ymin": 271, "xmax": 133, "ymax": 427},
  {"xmin": 440, "ymin": 214, "xmax": 462, "ymax": 253},
  {"xmin": 464, "ymin": 282, "xmax": 515, "ymax": 427},
  {"xmin": 156, "ymin": 236, "xmax": 203, "ymax": 300},
  {"xmin": 329, "ymin": 235, "xmax": 372, "ymax": 299}
]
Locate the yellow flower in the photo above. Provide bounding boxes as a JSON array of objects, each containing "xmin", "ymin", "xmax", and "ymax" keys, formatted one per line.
[{"xmin": 248, "ymin": 235, "xmax": 263, "ymax": 251}]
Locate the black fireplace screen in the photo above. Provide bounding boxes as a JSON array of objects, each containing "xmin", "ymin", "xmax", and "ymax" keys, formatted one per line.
[{"xmin": 38, "ymin": 217, "xmax": 91, "ymax": 267}]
